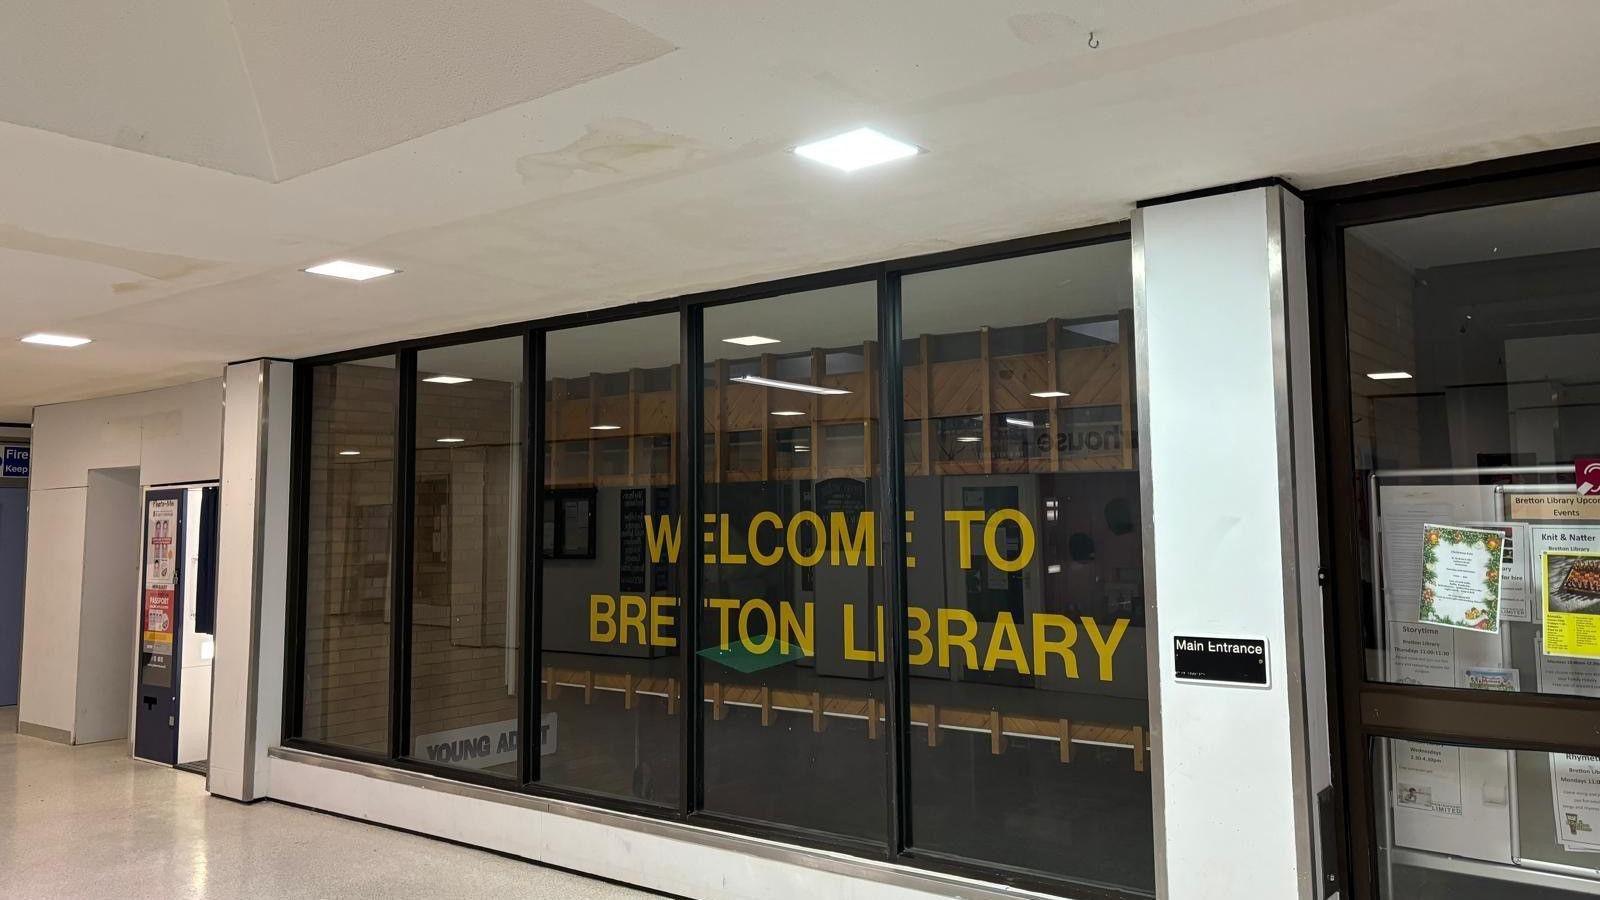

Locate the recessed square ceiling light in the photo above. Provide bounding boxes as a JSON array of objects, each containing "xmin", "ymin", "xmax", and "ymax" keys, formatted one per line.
[
  {"xmin": 590, "ymin": 424, "xmax": 622, "ymax": 431},
  {"xmin": 304, "ymin": 260, "xmax": 397, "ymax": 281},
  {"xmin": 793, "ymin": 127, "xmax": 920, "ymax": 173},
  {"xmin": 1367, "ymin": 371, "xmax": 1413, "ymax": 381},
  {"xmin": 1030, "ymin": 390, "xmax": 1070, "ymax": 399},
  {"xmin": 436, "ymin": 437, "xmax": 465, "ymax": 443},
  {"xmin": 723, "ymin": 335, "xmax": 781, "ymax": 347},
  {"xmin": 20, "ymin": 333, "xmax": 92, "ymax": 347},
  {"xmin": 423, "ymin": 375, "xmax": 473, "ymax": 385},
  {"xmin": 771, "ymin": 410, "xmax": 806, "ymax": 417},
  {"xmin": 338, "ymin": 449, "xmax": 361, "ymax": 456}
]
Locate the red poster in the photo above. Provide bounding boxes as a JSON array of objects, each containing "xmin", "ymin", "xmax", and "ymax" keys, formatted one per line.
[{"xmin": 142, "ymin": 587, "xmax": 174, "ymax": 654}]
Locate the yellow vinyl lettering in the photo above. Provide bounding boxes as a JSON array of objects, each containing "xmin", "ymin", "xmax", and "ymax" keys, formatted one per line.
[
  {"xmin": 719, "ymin": 514, "xmax": 747, "ymax": 565},
  {"xmin": 983, "ymin": 509, "xmax": 1035, "ymax": 572},
  {"xmin": 739, "ymin": 598, "xmax": 776, "ymax": 655},
  {"xmin": 908, "ymin": 607, "xmax": 933, "ymax": 665},
  {"xmin": 828, "ymin": 511, "xmax": 875, "ymax": 567},
  {"xmin": 1083, "ymin": 616, "xmax": 1130, "ymax": 682},
  {"xmin": 983, "ymin": 611, "xmax": 1030, "ymax": 674},
  {"xmin": 778, "ymin": 601, "xmax": 814, "ymax": 656},
  {"xmin": 645, "ymin": 516, "xmax": 681, "ymax": 564},
  {"xmin": 649, "ymin": 595, "xmax": 677, "ymax": 648},
  {"xmin": 944, "ymin": 510, "xmax": 984, "ymax": 569},
  {"xmin": 788, "ymin": 511, "xmax": 826, "ymax": 567},
  {"xmin": 843, "ymin": 604, "xmax": 875, "ymax": 661},
  {"xmin": 1032, "ymin": 613, "xmax": 1079, "ymax": 678},
  {"xmin": 589, "ymin": 594, "xmax": 617, "ymax": 643},
  {"xmin": 749, "ymin": 512, "xmax": 784, "ymax": 566},
  {"xmin": 619, "ymin": 595, "xmax": 647, "ymax": 646},
  {"xmin": 937, "ymin": 608, "xmax": 979, "ymax": 669},
  {"xmin": 707, "ymin": 598, "xmax": 740, "ymax": 651}
]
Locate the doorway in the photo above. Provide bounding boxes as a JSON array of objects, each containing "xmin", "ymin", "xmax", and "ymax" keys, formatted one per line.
[
  {"xmin": 133, "ymin": 484, "xmax": 219, "ymax": 771},
  {"xmin": 1317, "ymin": 156, "xmax": 1600, "ymax": 898}
]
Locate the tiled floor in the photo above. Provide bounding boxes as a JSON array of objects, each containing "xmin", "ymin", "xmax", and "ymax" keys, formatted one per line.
[{"xmin": 0, "ymin": 707, "xmax": 657, "ymax": 899}]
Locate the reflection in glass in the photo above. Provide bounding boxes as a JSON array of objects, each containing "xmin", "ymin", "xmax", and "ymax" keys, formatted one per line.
[
  {"xmin": 300, "ymin": 356, "xmax": 396, "ymax": 752},
  {"xmin": 406, "ymin": 337, "xmax": 523, "ymax": 777},
  {"xmin": 1347, "ymin": 192, "xmax": 1600, "ymax": 696},
  {"xmin": 901, "ymin": 242, "xmax": 1153, "ymax": 891},
  {"xmin": 1372, "ymin": 737, "xmax": 1598, "ymax": 898},
  {"xmin": 700, "ymin": 282, "xmax": 887, "ymax": 841},
  {"xmin": 539, "ymin": 314, "xmax": 681, "ymax": 804}
]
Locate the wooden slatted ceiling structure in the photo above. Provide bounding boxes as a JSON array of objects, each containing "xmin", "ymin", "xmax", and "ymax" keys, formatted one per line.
[{"xmin": 543, "ymin": 316, "xmax": 1132, "ymax": 485}]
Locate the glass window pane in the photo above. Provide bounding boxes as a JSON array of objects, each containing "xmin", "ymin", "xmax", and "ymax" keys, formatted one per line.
[
  {"xmin": 539, "ymin": 314, "xmax": 681, "ymax": 804},
  {"xmin": 700, "ymin": 282, "xmax": 887, "ymax": 842},
  {"xmin": 1347, "ymin": 192, "xmax": 1600, "ymax": 696},
  {"xmin": 1373, "ymin": 737, "xmax": 1599, "ymax": 898},
  {"xmin": 900, "ymin": 242, "xmax": 1152, "ymax": 891},
  {"xmin": 406, "ymin": 337, "xmax": 524, "ymax": 777},
  {"xmin": 300, "ymin": 356, "xmax": 396, "ymax": 752}
]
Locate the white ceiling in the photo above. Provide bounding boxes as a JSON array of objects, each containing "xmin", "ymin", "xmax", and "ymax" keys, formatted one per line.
[{"xmin": 6, "ymin": 0, "xmax": 1600, "ymax": 421}]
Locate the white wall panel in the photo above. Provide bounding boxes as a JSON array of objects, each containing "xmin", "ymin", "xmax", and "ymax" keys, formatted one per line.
[
  {"xmin": 17, "ymin": 487, "xmax": 87, "ymax": 735},
  {"xmin": 1137, "ymin": 186, "xmax": 1321, "ymax": 899},
  {"xmin": 74, "ymin": 468, "xmax": 141, "ymax": 744},
  {"xmin": 208, "ymin": 360, "xmax": 292, "ymax": 800},
  {"xmin": 29, "ymin": 378, "xmax": 222, "ymax": 491},
  {"xmin": 19, "ymin": 377, "xmax": 225, "ymax": 745}
]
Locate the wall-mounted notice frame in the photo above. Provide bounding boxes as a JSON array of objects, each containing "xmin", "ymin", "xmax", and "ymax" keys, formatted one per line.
[{"xmin": 1372, "ymin": 474, "xmax": 1518, "ymax": 869}]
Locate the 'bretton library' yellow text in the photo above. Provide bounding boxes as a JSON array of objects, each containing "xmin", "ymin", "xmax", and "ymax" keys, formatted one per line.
[{"xmin": 587, "ymin": 508, "xmax": 1134, "ymax": 680}]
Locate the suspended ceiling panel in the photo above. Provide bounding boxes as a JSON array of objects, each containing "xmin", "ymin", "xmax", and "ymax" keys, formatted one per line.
[
  {"xmin": 225, "ymin": 0, "xmax": 674, "ymax": 179},
  {"xmin": 0, "ymin": 0, "xmax": 673, "ymax": 181},
  {"xmin": 0, "ymin": 0, "xmax": 274, "ymax": 179}
]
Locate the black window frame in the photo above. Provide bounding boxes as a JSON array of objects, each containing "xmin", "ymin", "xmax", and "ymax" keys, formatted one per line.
[
  {"xmin": 281, "ymin": 220, "xmax": 1146, "ymax": 900},
  {"xmin": 1308, "ymin": 143, "xmax": 1600, "ymax": 900}
]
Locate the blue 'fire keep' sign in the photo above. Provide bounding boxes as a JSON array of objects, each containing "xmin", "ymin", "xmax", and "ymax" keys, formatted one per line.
[{"xmin": 2, "ymin": 445, "xmax": 29, "ymax": 478}]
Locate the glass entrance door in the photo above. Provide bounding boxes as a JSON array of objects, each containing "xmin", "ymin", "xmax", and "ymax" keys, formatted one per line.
[{"xmin": 1320, "ymin": 161, "xmax": 1600, "ymax": 898}]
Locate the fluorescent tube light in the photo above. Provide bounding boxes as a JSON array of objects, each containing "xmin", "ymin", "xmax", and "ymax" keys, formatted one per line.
[
  {"xmin": 338, "ymin": 450, "xmax": 361, "ymax": 456},
  {"xmin": 590, "ymin": 424, "xmax": 622, "ymax": 431},
  {"xmin": 436, "ymin": 437, "xmax": 465, "ymax": 443},
  {"xmin": 731, "ymin": 374, "xmax": 849, "ymax": 396},
  {"xmin": 304, "ymin": 260, "xmax": 396, "ymax": 281},
  {"xmin": 423, "ymin": 375, "xmax": 473, "ymax": 385},
  {"xmin": 793, "ymin": 446, "xmax": 811, "ymax": 453},
  {"xmin": 1004, "ymin": 417, "xmax": 1036, "ymax": 429},
  {"xmin": 723, "ymin": 335, "xmax": 781, "ymax": 346},
  {"xmin": 20, "ymin": 333, "xmax": 92, "ymax": 347},
  {"xmin": 1366, "ymin": 371, "xmax": 1413, "ymax": 381},
  {"xmin": 771, "ymin": 410, "xmax": 806, "ymax": 417},
  {"xmin": 956, "ymin": 436, "xmax": 982, "ymax": 443},
  {"xmin": 794, "ymin": 127, "xmax": 921, "ymax": 173},
  {"xmin": 1030, "ymin": 390, "xmax": 1070, "ymax": 399}
]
